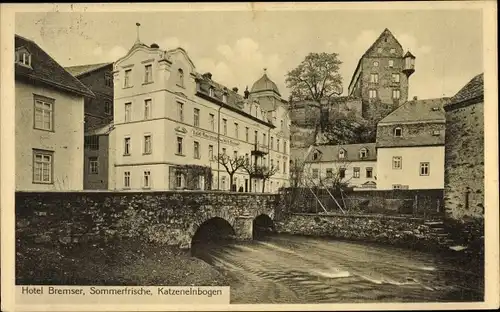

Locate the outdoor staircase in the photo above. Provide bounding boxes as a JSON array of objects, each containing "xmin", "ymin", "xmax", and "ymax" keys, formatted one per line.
[{"xmin": 424, "ymin": 220, "xmax": 456, "ymax": 247}]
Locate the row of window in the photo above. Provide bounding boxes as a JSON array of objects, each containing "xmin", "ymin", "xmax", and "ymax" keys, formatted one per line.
[
  {"xmin": 123, "ymin": 170, "xmax": 151, "ymax": 188},
  {"xmin": 372, "ymin": 59, "xmax": 396, "ymax": 68},
  {"xmin": 122, "ymin": 100, "xmax": 288, "ymax": 153},
  {"xmin": 123, "ymin": 65, "xmax": 185, "ymax": 89},
  {"xmin": 369, "ymin": 73, "xmax": 400, "ymax": 84},
  {"xmin": 124, "ymin": 99, "xmax": 152, "ymax": 121},
  {"xmin": 122, "ymin": 170, "xmax": 283, "ymax": 191},
  {"xmin": 368, "ymin": 89, "xmax": 401, "ymax": 100},
  {"xmin": 392, "ymin": 156, "xmax": 430, "ymax": 176},
  {"xmin": 392, "ymin": 127, "xmax": 441, "ymax": 137},
  {"xmin": 311, "ymin": 167, "xmax": 374, "ymax": 179},
  {"xmin": 123, "ymin": 135, "xmax": 152, "ymax": 155},
  {"xmin": 312, "ymin": 148, "xmax": 370, "ymax": 161}
]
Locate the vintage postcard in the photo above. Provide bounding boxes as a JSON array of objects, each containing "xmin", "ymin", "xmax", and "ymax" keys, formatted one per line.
[{"xmin": 1, "ymin": 2, "xmax": 498, "ymax": 311}]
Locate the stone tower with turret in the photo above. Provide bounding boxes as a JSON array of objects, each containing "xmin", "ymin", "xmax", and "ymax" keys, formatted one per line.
[{"xmin": 347, "ymin": 28, "xmax": 416, "ymax": 121}]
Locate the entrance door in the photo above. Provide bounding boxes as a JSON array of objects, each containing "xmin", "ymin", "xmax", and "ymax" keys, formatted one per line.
[{"xmin": 244, "ymin": 179, "xmax": 248, "ymax": 192}]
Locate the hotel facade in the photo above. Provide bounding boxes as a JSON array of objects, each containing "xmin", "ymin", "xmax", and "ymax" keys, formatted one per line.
[{"xmin": 109, "ymin": 37, "xmax": 290, "ymax": 193}]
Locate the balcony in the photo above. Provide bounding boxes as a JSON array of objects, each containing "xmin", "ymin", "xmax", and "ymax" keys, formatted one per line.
[
  {"xmin": 251, "ymin": 143, "xmax": 269, "ymax": 156},
  {"xmin": 251, "ymin": 165, "xmax": 265, "ymax": 179}
]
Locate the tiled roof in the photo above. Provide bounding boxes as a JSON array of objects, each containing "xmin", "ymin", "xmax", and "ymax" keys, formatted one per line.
[
  {"xmin": 195, "ymin": 73, "xmax": 278, "ymax": 126},
  {"xmin": 305, "ymin": 143, "xmax": 377, "ymax": 162},
  {"xmin": 378, "ymin": 97, "xmax": 450, "ymax": 125},
  {"xmin": 194, "ymin": 73, "xmax": 246, "ymax": 111},
  {"xmin": 65, "ymin": 62, "xmax": 112, "ymax": 77},
  {"xmin": 447, "ymin": 73, "xmax": 484, "ymax": 106},
  {"xmin": 15, "ymin": 35, "xmax": 94, "ymax": 98}
]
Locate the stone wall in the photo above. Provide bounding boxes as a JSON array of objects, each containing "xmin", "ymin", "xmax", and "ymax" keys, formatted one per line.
[
  {"xmin": 444, "ymin": 100, "xmax": 484, "ymax": 219},
  {"xmin": 16, "ymin": 191, "xmax": 278, "ymax": 249},
  {"xmin": 275, "ymin": 213, "xmax": 482, "ymax": 254},
  {"xmin": 376, "ymin": 122, "xmax": 445, "ymax": 148}
]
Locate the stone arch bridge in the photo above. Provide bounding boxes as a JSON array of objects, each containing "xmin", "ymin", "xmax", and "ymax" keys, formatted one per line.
[{"xmin": 15, "ymin": 191, "xmax": 281, "ymax": 249}]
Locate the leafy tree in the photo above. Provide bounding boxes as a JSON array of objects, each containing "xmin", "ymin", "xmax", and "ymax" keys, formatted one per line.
[
  {"xmin": 213, "ymin": 153, "xmax": 246, "ymax": 191},
  {"xmin": 285, "ymin": 52, "xmax": 343, "ymax": 110},
  {"xmin": 318, "ymin": 110, "xmax": 378, "ymax": 145}
]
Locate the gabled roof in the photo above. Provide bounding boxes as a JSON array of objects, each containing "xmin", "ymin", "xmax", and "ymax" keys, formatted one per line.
[
  {"xmin": 378, "ymin": 97, "xmax": 450, "ymax": 125},
  {"xmin": 65, "ymin": 62, "xmax": 112, "ymax": 77},
  {"xmin": 347, "ymin": 28, "xmax": 404, "ymax": 93},
  {"xmin": 305, "ymin": 143, "xmax": 377, "ymax": 162},
  {"xmin": 15, "ymin": 34, "xmax": 94, "ymax": 98},
  {"xmin": 362, "ymin": 28, "xmax": 403, "ymax": 57},
  {"xmin": 446, "ymin": 73, "xmax": 484, "ymax": 107}
]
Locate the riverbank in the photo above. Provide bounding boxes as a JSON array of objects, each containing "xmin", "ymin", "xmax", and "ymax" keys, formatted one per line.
[
  {"xmin": 275, "ymin": 213, "xmax": 484, "ymax": 267},
  {"xmin": 16, "ymin": 239, "xmax": 231, "ymax": 286}
]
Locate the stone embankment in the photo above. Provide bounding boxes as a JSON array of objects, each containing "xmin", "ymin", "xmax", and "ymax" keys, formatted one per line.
[{"xmin": 275, "ymin": 213, "xmax": 484, "ymax": 259}]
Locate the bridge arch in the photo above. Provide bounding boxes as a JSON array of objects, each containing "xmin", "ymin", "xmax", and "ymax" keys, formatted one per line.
[{"xmin": 252, "ymin": 214, "xmax": 276, "ymax": 240}]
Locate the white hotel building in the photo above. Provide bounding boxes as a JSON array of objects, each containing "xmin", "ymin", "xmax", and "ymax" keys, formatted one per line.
[{"xmin": 109, "ymin": 35, "xmax": 290, "ymax": 193}]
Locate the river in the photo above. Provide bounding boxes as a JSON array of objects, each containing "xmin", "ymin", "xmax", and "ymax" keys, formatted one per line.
[{"xmin": 192, "ymin": 234, "xmax": 484, "ymax": 304}]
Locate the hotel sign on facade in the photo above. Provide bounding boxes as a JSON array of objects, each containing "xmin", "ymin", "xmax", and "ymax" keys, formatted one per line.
[{"xmin": 192, "ymin": 129, "xmax": 240, "ymax": 147}]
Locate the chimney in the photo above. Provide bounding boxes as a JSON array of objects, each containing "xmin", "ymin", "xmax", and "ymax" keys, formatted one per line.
[
  {"xmin": 413, "ymin": 96, "xmax": 418, "ymax": 100},
  {"xmin": 202, "ymin": 72, "xmax": 212, "ymax": 80},
  {"xmin": 232, "ymin": 87, "xmax": 239, "ymax": 93}
]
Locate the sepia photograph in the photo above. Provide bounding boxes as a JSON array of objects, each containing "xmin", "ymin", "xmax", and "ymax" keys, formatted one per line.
[{"xmin": 1, "ymin": 2, "xmax": 498, "ymax": 311}]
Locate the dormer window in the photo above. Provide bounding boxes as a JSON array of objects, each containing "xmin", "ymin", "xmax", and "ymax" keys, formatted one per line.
[
  {"xmin": 313, "ymin": 152, "xmax": 319, "ymax": 160},
  {"xmin": 394, "ymin": 127, "xmax": 402, "ymax": 137},
  {"xmin": 177, "ymin": 69, "xmax": 184, "ymax": 87},
  {"xmin": 15, "ymin": 48, "xmax": 32, "ymax": 67},
  {"xmin": 209, "ymin": 87, "xmax": 215, "ymax": 97},
  {"xmin": 222, "ymin": 93, "xmax": 228, "ymax": 103},
  {"xmin": 359, "ymin": 148, "xmax": 368, "ymax": 159},
  {"xmin": 339, "ymin": 149, "xmax": 345, "ymax": 159}
]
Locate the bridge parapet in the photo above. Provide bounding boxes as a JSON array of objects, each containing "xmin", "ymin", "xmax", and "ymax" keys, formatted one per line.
[{"xmin": 15, "ymin": 190, "xmax": 280, "ymax": 249}]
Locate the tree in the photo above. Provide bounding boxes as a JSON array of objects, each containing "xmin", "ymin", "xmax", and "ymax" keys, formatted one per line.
[
  {"xmin": 213, "ymin": 153, "xmax": 247, "ymax": 191},
  {"xmin": 285, "ymin": 52, "xmax": 343, "ymax": 110},
  {"xmin": 317, "ymin": 110, "xmax": 378, "ymax": 145},
  {"xmin": 260, "ymin": 165, "xmax": 279, "ymax": 193}
]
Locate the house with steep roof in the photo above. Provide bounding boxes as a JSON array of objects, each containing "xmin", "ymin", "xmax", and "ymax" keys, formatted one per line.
[
  {"xmin": 15, "ymin": 34, "xmax": 94, "ymax": 191},
  {"xmin": 110, "ymin": 27, "xmax": 290, "ymax": 193},
  {"xmin": 348, "ymin": 28, "xmax": 416, "ymax": 120},
  {"xmin": 302, "ymin": 143, "xmax": 377, "ymax": 189},
  {"xmin": 65, "ymin": 62, "xmax": 114, "ymax": 131},
  {"xmin": 376, "ymin": 97, "xmax": 450, "ymax": 190},
  {"xmin": 65, "ymin": 62, "xmax": 114, "ymax": 190},
  {"xmin": 443, "ymin": 73, "xmax": 484, "ymax": 219}
]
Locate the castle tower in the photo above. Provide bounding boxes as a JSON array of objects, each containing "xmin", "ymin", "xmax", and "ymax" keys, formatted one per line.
[{"xmin": 347, "ymin": 28, "xmax": 416, "ymax": 120}]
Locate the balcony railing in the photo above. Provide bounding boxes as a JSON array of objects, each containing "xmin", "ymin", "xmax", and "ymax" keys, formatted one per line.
[{"xmin": 251, "ymin": 142, "xmax": 269, "ymax": 155}]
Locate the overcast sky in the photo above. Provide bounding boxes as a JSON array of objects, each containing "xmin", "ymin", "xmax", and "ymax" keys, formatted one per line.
[{"xmin": 15, "ymin": 8, "xmax": 483, "ymax": 99}]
